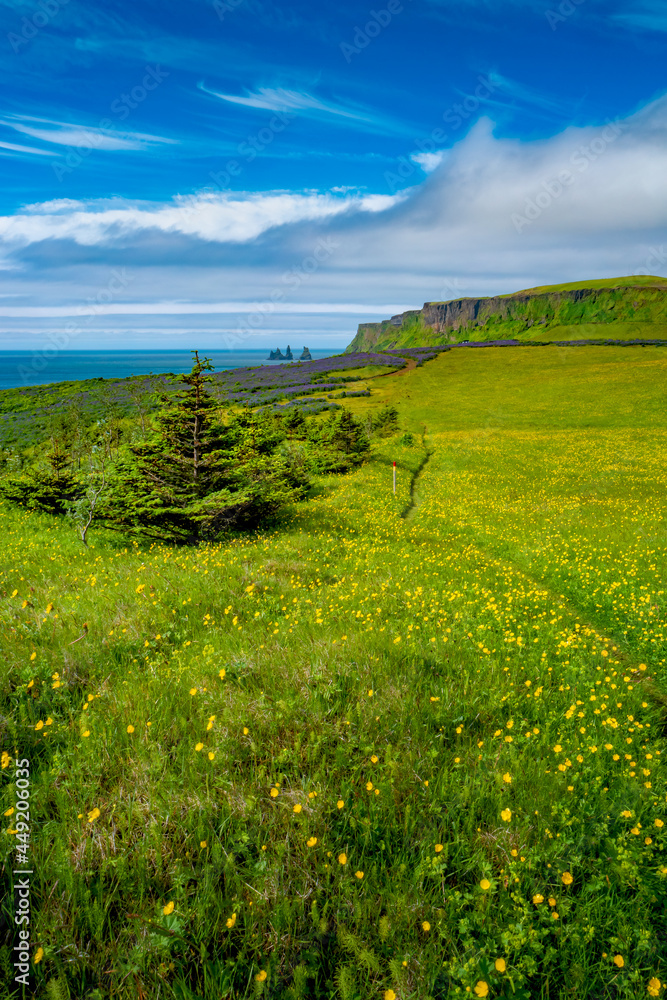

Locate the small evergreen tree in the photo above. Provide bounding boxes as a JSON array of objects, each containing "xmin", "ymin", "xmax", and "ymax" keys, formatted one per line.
[
  {"xmin": 103, "ymin": 353, "xmax": 308, "ymax": 541},
  {"xmin": 0, "ymin": 434, "xmax": 84, "ymax": 515},
  {"xmin": 306, "ymin": 408, "xmax": 370, "ymax": 474},
  {"xmin": 127, "ymin": 352, "xmax": 226, "ymax": 501},
  {"xmin": 372, "ymin": 404, "xmax": 399, "ymax": 437},
  {"xmin": 0, "ymin": 468, "xmax": 84, "ymax": 515},
  {"xmin": 284, "ymin": 407, "xmax": 306, "ymax": 438}
]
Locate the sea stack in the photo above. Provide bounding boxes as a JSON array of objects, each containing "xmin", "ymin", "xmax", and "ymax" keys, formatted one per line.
[
  {"xmin": 284, "ymin": 345, "xmax": 293, "ymax": 360},
  {"xmin": 267, "ymin": 348, "xmax": 285, "ymax": 360},
  {"xmin": 299, "ymin": 346, "xmax": 312, "ymax": 360}
]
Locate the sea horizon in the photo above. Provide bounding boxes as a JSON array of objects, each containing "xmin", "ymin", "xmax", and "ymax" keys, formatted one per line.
[{"xmin": 0, "ymin": 348, "xmax": 341, "ymax": 391}]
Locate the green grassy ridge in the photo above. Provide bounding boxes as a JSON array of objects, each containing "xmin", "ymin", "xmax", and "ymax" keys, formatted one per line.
[
  {"xmin": 346, "ymin": 276, "xmax": 667, "ymax": 353},
  {"xmin": 0, "ymin": 373, "xmax": 170, "ymax": 453},
  {"xmin": 507, "ymin": 275, "xmax": 667, "ymax": 296},
  {"xmin": 517, "ymin": 322, "xmax": 667, "ymax": 342},
  {"xmin": 0, "ymin": 372, "xmax": 165, "ymax": 416}
]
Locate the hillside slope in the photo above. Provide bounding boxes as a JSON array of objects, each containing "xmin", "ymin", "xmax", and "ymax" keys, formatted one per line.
[{"xmin": 346, "ymin": 275, "xmax": 667, "ymax": 352}]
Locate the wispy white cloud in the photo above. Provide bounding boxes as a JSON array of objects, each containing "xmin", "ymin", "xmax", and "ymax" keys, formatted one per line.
[
  {"xmin": 199, "ymin": 85, "xmax": 369, "ymax": 120},
  {"xmin": 0, "ymin": 190, "xmax": 403, "ymax": 248},
  {"xmin": 0, "ymin": 115, "xmax": 177, "ymax": 151},
  {"xmin": 198, "ymin": 84, "xmax": 403, "ymax": 133},
  {"xmin": 0, "ymin": 139, "xmax": 53, "ymax": 157},
  {"xmin": 479, "ymin": 73, "xmax": 580, "ymax": 121}
]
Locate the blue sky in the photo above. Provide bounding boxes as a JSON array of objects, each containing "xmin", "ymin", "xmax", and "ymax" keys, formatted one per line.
[{"xmin": 1, "ymin": 0, "xmax": 666, "ymax": 350}]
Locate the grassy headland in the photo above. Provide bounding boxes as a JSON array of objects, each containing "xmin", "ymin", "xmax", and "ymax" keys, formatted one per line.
[{"xmin": 347, "ymin": 276, "xmax": 667, "ymax": 353}]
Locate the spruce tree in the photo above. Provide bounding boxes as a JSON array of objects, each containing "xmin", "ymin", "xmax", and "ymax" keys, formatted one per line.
[
  {"xmin": 131, "ymin": 352, "xmax": 225, "ymax": 499},
  {"xmin": 104, "ymin": 352, "xmax": 307, "ymax": 541},
  {"xmin": 306, "ymin": 408, "xmax": 370, "ymax": 474},
  {"xmin": 0, "ymin": 431, "xmax": 84, "ymax": 515}
]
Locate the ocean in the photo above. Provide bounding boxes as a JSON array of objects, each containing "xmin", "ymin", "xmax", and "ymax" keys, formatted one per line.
[{"xmin": 0, "ymin": 349, "xmax": 339, "ymax": 391}]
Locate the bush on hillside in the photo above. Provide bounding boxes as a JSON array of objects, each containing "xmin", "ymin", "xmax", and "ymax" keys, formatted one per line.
[
  {"xmin": 305, "ymin": 408, "xmax": 370, "ymax": 474},
  {"xmin": 370, "ymin": 404, "xmax": 400, "ymax": 437},
  {"xmin": 0, "ymin": 439, "xmax": 85, "ymax": 514},
  {"xmin": 0, "ymin": 468, "xmax": 85, "ymax": 515}
]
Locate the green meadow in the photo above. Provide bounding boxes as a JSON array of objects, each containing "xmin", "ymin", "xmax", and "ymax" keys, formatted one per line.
[
  {"xmin": 506, "ymin": 276, "xmax": 667, "ymax": 296},
  {"xmin": 518, "ymin": 324, "xmax": 667, "ymax": 343},
  {"xmin": 1, "ymin": 345, "xmax": 666, "ymax": 1000}
]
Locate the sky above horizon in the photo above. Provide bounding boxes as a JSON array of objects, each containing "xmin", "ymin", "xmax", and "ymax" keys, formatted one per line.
[{"xmin": 1, "ymin": 0, "xmax": 666, "ymax": 352}]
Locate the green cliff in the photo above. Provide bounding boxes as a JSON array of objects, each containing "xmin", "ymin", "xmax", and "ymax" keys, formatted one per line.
[{"xmin": 345, "ymin": 275, "xmax": 667, "ymax": 352}]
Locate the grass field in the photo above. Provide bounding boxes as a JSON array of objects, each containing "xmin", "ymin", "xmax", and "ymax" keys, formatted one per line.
[
  {"xmin": 516, "ymin": 323, "xmax": 667, "ymax": 342},
  {"xmin": 1, "ymin": 345, "xmax": 666, "ymax": 999},
  {"xmin": 506, "ymin": 276, "xmax": 667, "ymax": 296}
]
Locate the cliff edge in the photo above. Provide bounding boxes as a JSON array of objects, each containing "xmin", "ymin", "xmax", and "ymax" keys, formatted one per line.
[{"xmin": 345, "ymin": 276, "xmax": 667, "ymax": 352}]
